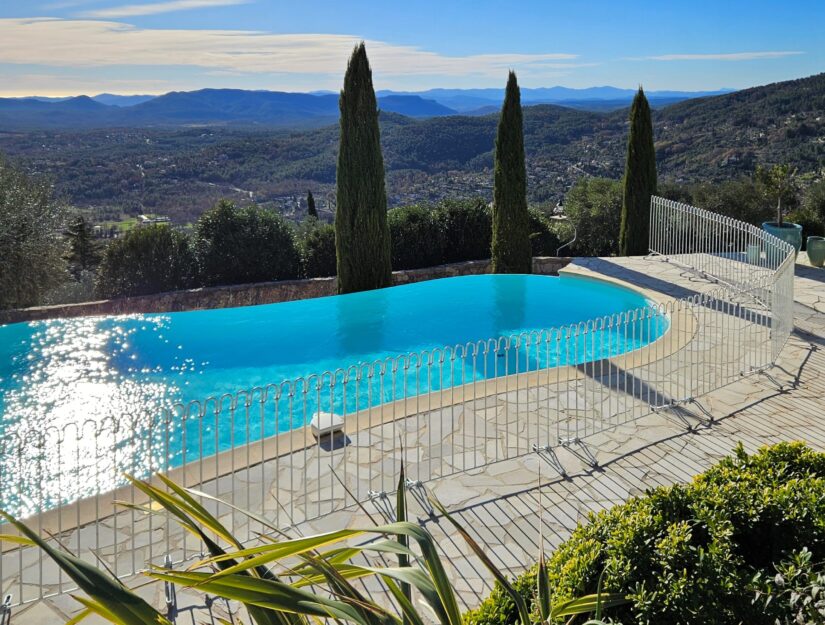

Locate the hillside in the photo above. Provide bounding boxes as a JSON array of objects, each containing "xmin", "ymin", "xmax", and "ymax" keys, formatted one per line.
[{"xmin": 0, "ymin": 73, "xmax": 821, "ymax": 222}]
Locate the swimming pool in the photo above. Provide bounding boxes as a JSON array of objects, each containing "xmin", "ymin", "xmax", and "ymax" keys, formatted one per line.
[{"xmin": 0, "ymin": 274, "xmax": 667, "ymax": 514}]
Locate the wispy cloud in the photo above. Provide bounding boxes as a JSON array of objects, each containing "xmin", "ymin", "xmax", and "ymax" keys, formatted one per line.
[
  {"xmin": 80, "ymin": 0, "xmax": 252, "ymax": 18},
  {"xmin": 638, "ymin": 51, "xmax": 803, "ymax": 61},
  {"xmin": 0, "ymin": 18, "xmax": 584, "ymax": 82}
]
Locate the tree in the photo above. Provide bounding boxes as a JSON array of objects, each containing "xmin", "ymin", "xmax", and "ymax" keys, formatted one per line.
[
  {"xmin": 95, "ymin": 225, "xmax": 195, "ymax": 298},
  {"xmin": 335, "ymin": 43, "xmax": 393, "ymax": 294},
  {"xmin": 619, "ymin": 87, "xmax": 658, "ymax": 256},
  {"xmin": 563, "ymin": 177, "xmax": 623, "ymax": 257},
  {"xmin": 65, "ymin": 215, "xmax": 102, "ymax": 277},
  {"xmin": 491, "ymin": 71, "xmax": 532, "ymax": 273},
  {"xmin": 0, "ymin": 155, "xmax": 67, "ymax": 309},
  {"xmin": 756, "ymin": 164, "xmax": 798, "ymax": 225},
  {"xmin": 306, "ymin": 190, "xmax": 318, "ymax": 219},
  {"xmin": 803, "ymin": 179, "xmax": 825, "ymax": 223},
  {"xmin": 194, "ymin": 200, "xmax": 301, "ymax": 286}
]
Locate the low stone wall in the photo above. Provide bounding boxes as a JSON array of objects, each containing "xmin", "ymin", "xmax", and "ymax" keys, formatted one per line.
[{"xmin": 0, "ymin": 257, "xmax": 572, "ymax": 324}]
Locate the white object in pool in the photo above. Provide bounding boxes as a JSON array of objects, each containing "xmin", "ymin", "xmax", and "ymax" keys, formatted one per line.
[{"xmin": 310, "ymin": 411, "xmax": 345, "ymax": 438}]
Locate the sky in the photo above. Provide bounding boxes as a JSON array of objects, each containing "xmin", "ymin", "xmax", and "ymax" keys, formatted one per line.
[{"xmin": 0, "ymin": 0, "xmax": 823, "ymax": 97}]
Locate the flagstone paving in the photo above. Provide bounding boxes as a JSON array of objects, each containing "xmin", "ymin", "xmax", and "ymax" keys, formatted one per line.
[{"xmin": 7, "ymin": 255, "xmax": 825, "ymax": 624}]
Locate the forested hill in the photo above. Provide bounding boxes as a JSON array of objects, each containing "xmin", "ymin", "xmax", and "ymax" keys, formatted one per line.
[
  {"xmin": 651, "ymin": 72, "xmax": 825, "ymax": 178},
  {"xmin": 0, "ymin": 73, "xmax": 821, "ymax": 222}
]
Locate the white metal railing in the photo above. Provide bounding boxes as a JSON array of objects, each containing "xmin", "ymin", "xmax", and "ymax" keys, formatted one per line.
[{"xmin": 0, "ymin": 196, "xmax": 796, "ymax": 606}]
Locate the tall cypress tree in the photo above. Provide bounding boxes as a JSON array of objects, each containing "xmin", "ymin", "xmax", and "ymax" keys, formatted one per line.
[
  {"xmin": 335, "ymin": 43, "xmax": 392, "ymax": 294},
  {"xmin": 491, "ymin": 71, "xmax": 532, "ymax": 274},
  {"xmin": 619, "ymin": 86, "xmax": 658, "ymax": 256},
  {"xmin": 306, "ymin": 190, "xmax": 318, "ymax": 219}
]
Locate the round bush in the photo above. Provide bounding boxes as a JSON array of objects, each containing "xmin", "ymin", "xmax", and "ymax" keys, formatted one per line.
[
  {"xmin": 95, "ymin": 224, "xmax": 195, "ymax": 298},
  {"xmin": 194, "ymin": 200, "xmax": 301, "ymax": 286},
  {"xmin": 464, "ymin": 443, "xmax": 825, "ymax": 625},
  {"xmin": 301, "ymin": 221, "xmax": 337, "ymax": 278}
]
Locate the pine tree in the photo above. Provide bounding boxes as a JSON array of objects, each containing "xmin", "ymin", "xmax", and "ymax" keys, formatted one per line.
[
  {"xmin": 491, "ymin": 71, "xmax": 532, "ymax": 274},
  {"xmin": 306, "ymin": 190, "xmax": 318, "ymax": 219},
  {"xmin": 66, "ymin": 215, "xmax": 101, "ymax": 277},
  {"xmin": 619, "ymin": 87, "xmax": 658, "ymax": 256},
  {"xmin": 335, "ymin": 43, "xmax": 392, "ymax": 294}
]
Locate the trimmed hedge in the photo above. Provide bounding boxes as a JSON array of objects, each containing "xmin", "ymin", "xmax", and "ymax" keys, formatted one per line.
[{"xmin": 464, "ymin": 443, "xmax": 825, "ymax": 625}]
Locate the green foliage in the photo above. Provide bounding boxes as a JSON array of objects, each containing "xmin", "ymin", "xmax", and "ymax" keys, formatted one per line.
[
  {"xmin": 435, "ymin": 198, "xmax": 492, "ymax": 263},
  {"xmin": 756, "ymin": 163, "xmax": 798, "ymax": 225},
  {"xmin": 306, "ymin": 190, "xmax": 318, "ymax": 219},
  {"xmin": 95, "ymin": 224, "xmax": 195, "ymax": 298},
  {"xmin": 335, "ymin": 43, "xmax": 393, "ymax": 294},
  {"xmin": 491, "ymin": 72, "xmax": 532, "ymax": 274},
  {"xmin": 299, "ymin": 221, "xmax": 337, "ymax": 278},
  {"xmin": 619, "ymin": 87, "xmax": 657, "ymax": 256},
  {"xmin": 388, "ymin": 204, "xmax": 447, "ymax": 269},
  {"xmin": 803, "ymin": 179, "xmax": 825, "ymax": 223},
  {"xmin": 527, "ymin": 208, "xmax": 561, "ymax": 257},
  {"xmin": 65, "ymin": 215, "xmax": 103, "ymax": 277},
  {"xmin": 194, "ymin": 200, "xmax": 301, "ymax": 286},
  {"xmin": 686, "ymin": 176, "xmax": 774, "ymax": 225},
  {"xmin": 0, "ymin": 155, "xmax": 68, "ymax": 309},
  {"xmin": 563, "ymin": 177, "xmax": 623, "ymax": 256},
  {"xmin": 753, "ymin": 548, "xmax": 825, "ymax": 624},
  {"xmin": 465, "ymin": 443, "xmax": 825, "ymax": 625}
]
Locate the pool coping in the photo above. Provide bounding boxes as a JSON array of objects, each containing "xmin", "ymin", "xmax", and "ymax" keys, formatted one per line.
[{"xmin": 5, "ymin": 266, "xmax": 696, "ymax": 542}]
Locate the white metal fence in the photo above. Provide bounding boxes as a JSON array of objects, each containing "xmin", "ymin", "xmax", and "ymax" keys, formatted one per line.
[{"xmin": 0, "ymin": 196, "xmax": 796, "ymax": 606}]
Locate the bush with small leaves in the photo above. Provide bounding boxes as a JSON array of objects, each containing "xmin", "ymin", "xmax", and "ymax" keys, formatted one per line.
[
  {"xmin": 465, "ymin": 443, "xmax": 825, "ymax": 625},
  {"xmin": 95, "ymin": 225, "xmax": 195, "ymax": 298}
]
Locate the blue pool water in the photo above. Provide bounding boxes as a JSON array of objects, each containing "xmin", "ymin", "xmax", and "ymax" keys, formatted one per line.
[{"xmin": 0, "ymin": 274, "xmax": 667, "ymax": 514}]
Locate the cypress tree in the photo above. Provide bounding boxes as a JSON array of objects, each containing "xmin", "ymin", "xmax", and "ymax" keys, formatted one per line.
[
  {"xmin": 491, "ymin": 71, "xmax": 532, "ymax": 274},
  {"xmin": 306, "ymin": 190, "xmax": 318, "ymax": 219},
  {"xmin": 619, "ymin": 86, "xmax": 658, "ymax": 256},
  {"xmin": 335, "ymin": 43, "xmax": 392, "ymax": 294}
]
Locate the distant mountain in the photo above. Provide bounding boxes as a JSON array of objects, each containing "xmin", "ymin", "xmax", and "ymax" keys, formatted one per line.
[
  {"xmin": 377, "ymin": 86, "xmax": 733, "ymax": 112},
  {"xmin": 0, "ymin": 89, "xmax": 457, "ymax": 129},
  {"xmin": 1, "ymin": 73, "xmax": 820, "ymax": 222},
  {"xmin": 92, "ymin": 93, "xmax": 156, "ymax": 107}
]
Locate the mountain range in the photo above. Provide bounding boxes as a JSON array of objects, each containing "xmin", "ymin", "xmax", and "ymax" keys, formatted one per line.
[
  {"xmin": 0, "ymin": 72, "xmax": 820, "ymax": 223},
  {"xmin": 0, "ymin": 86, "xmax": 731, "ymax": 130}
]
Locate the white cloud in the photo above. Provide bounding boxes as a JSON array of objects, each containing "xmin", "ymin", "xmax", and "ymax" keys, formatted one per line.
[
  {"xmin": 0, "ymin": 18, "xmax": 583, "ymax": 83},
  {"xmin": 81, "ymin": 0, "xmax": 252, "ymax": 18},
  {"xmin": 641, "ymin": 51, "xmax": 803, "ymax": 61}
]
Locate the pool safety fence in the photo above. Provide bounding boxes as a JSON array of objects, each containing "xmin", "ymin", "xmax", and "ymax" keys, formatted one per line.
[{"xmin": 0, "ymin": 197, "xmax": 795, "ymax": 606}]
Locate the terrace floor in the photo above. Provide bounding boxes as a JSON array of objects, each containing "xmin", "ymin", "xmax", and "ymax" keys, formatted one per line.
[{"xmin": 12, "ymin": 253, "xmax": 825, "ymax": 625}]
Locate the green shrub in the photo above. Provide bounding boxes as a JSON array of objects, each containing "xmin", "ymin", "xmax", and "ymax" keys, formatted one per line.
[
  {"xmin": 95, "ymin": 224, "xmax": 195, "ymax": 298},
  {"xmin": 464, "ymin": 443, "xmax": 825, "ymax": 625},
  {"xmin": 388, "ymin": 204, "xmax": 448, "ymax": 270},
  {"xmin": 300, "ymin": 221, "xmax": 337, "ymax": 278},
  {"xmin": 527, "ymin": 208, "xmax": 561, "ymax": 257},
  {"xmin": 563, "ymin": 177, "xmax": 623, "ymax": 257},
  {"xmin": 194, "ymin": 200, "xmax": 301, "ymax": 286},
  {"xmin": 436, "ymin": 198, "xmax": 492, "ymax": 263}
]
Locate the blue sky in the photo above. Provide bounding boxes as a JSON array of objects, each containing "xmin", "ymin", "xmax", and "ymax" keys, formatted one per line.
[{"xmin": 0, "ymin": 0, "xmax": 823, "ymax": 96}]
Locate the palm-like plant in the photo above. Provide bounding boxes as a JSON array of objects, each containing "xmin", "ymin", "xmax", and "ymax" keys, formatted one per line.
[{"xmin": 0, "ymin": 466, "xmax": 625, "ymax": 625}]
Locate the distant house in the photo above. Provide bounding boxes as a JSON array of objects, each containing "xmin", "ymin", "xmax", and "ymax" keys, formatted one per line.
[{"xmin": 137, "ymin": 214, "xmax": 171, "ymax": 226}]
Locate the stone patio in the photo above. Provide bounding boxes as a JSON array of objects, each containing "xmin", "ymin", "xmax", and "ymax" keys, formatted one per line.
[{"xmin": 7, "ymin": 254, "xmax": 825, "ymax": 625}]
